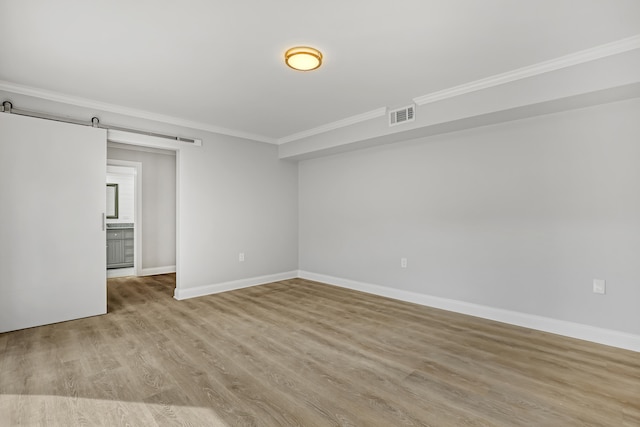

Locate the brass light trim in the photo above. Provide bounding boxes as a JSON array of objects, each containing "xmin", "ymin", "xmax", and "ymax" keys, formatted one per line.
[{"xmin": 285, "ymin": 46, "xmax": 323, "ymax": 71}]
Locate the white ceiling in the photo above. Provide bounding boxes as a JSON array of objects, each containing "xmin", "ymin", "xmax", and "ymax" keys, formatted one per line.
[{"xmin": 1, "ymin": 1, "xmax": 639, "ymax": 143}]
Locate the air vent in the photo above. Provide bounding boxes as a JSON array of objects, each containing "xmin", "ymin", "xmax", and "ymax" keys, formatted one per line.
[{"xmin": 389, "ymin": 105, "xmax": 415, "ymax": 127}]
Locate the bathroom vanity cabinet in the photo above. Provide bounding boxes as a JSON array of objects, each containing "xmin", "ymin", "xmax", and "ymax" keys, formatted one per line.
[{"xmin": 106, "ymin": 227, "xmax": 134, "ymax": 269}]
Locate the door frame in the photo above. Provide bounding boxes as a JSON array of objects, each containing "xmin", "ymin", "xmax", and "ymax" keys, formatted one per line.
[
  {"xmin": 106, "ymin": 160, "xmax": 142, "ymax": 277},
  {"xmin": 106, "ymin": 129, "xmax": 182, "ymax": 291}
]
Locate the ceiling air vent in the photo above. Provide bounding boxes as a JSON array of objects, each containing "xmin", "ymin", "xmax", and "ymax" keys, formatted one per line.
[{"xmin": 389, "ymin": 104, "xmax": 415, "ymax": 127}]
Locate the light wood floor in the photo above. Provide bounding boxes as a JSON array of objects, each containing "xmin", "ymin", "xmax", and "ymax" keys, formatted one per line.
[{"xmin": 1, "ymin": 275, "xmax": 638, "ymax": 426}]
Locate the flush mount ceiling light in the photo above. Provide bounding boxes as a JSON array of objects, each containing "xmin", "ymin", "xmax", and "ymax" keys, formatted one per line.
[{"xmin": 285, "ymin": 46, "xmax": 323, "ymax": 71}]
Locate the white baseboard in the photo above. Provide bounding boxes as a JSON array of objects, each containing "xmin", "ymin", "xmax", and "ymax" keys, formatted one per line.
[
  {"xmin": 139, "ymin": 265, "xmax": 176, "ymax": 276},
  {"xmin": 298, "ymin": 270, "xmax": 640, "ymax": 353},
  {"xmin": 174, "ymin": 271, "xmax": 298, "ymax": 300},
  {"xmin": 107, "ymin": 267, "xmax": 136, "ymax": 278}
]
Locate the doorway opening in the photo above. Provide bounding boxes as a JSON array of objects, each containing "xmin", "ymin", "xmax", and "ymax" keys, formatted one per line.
[
  {"xmin": 106, "ymin": 162, "xmax": 140, "ymax": 278},
  {"xmin": 107, "ymin": 140, "xmax": 177, "ymax": 289}
]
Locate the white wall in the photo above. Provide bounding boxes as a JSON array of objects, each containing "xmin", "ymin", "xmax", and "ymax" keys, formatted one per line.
[
  {"xmin": 107, "ymin": 147, "xmax": 176, "ymax": 270},
  {"xmin": 2, "ymin": 88, "xmax": 639, "ymax": 347},
  {"xmin": 0, "ymin": 91, "xmax": 299, "ymax": 297},
  {"xmin": 299, "ymin": 98, "xmax": 640, "ymax": 336},
  {"xmin": 106, "ymin": 132, "xmax": 299, "ymax": 289},
  {"xmin": 106, "ymin": 169, "xmax": 135, "ymax": 224},
  {"xmin": 178, "ymin": 134, "xmax": 299, "ymax": 291}
]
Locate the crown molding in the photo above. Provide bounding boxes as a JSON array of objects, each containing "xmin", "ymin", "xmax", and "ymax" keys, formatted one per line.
[
  {"xmin": 413, "ymin": 34, "xmax": 640, "ymax": 106},
  {"xmin": 3, "ymin": 35, "xmax": 638, "ymax": 147},
  {"xmin": 277, "ymin": 107, "xmax": 387, "ymax": 144},
  {"xmin": 278, "ymin": 35, "xmax": 640, "ymax": 145},
  {"xmin": 0, "ymin": 80, "xmax": 277, "ymax": 144}
]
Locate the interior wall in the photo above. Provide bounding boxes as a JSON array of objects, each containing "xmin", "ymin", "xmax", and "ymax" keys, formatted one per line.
[
  {"xmin": 0, "ymin": 91, "xmax": 299, "ymax": 294},
  {"xmin": 299, "ymin": 98, "xmax": 640, "ymax": 335},
  {"xmin": 178, "ymin": 134, "xmax": 299, "ymax": 289},
  {"xmin": 106, "ymin": 169, "xmax": 135, "ymax": 224},
  {"xmin": 107, "ymin": 147, "xmax": 176, "ymax": 270}
]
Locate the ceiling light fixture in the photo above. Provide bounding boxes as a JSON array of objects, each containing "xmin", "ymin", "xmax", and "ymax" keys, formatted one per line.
[{"xmin": 285, "ymin": 46, "xmax": 323, "ymax": 71}]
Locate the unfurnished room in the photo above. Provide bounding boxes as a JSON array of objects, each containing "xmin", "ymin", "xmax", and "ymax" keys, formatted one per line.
[{"xmin": 1, "ymin": 1, "xmax": 640, "ymax": 426}]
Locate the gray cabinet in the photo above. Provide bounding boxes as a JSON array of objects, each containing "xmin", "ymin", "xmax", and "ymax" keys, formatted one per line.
[{"xmin": 106, "ymin": 228, "xmax": 134, "ymax": 269}]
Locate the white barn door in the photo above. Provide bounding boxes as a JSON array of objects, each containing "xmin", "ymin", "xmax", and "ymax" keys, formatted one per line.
[{"xmin": 0, "ymin": 113, "xmax": 107, "ymax": 333}]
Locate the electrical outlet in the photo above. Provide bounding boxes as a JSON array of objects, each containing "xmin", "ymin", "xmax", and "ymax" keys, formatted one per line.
[
  {"xmin": 239, "ymin": 252, "xmax": 245, "ymax": 262},
  {"xmin": 593, "ymin": 279, "xmax": 606, "ymax": 294},
  {"xmin": 401, "ymin": 258, "xmax": 407, "ymax": 268}
]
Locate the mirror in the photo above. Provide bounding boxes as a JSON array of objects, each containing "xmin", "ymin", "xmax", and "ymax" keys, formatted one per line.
[{"xmin": 106, "ymin": 183, "xmax": 119, "ymax": 219}]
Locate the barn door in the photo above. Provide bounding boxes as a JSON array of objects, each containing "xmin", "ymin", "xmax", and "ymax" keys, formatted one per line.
[{"xmin": 0, "ymin": 113, "xmax": 107, "ymax": 332}]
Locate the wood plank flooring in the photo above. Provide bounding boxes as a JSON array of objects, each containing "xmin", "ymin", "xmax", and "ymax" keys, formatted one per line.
[{"xmin": 1, "ymin": 274, "xmax": 639, "ymax": 426}]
